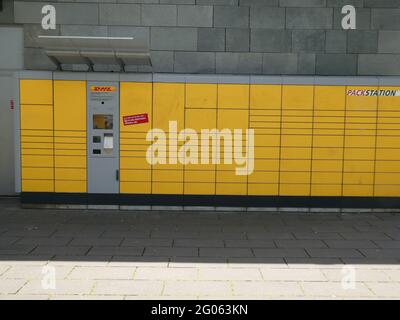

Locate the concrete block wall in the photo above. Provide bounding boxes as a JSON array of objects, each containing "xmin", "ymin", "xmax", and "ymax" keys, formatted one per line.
[{"xmin": 6, "ymin": 0, "xmax": 400, "ymax": 75}]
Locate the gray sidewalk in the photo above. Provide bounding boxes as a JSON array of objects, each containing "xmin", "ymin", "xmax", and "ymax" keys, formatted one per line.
[{"xmin": 0, "ymin": 198, "xmax": 400, "ymax": 300}]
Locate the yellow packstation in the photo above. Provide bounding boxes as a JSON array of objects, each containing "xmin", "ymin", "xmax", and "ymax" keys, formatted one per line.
[{"xmin": 15, "ymin": 72, "xmax": 400, "ymax": 208}]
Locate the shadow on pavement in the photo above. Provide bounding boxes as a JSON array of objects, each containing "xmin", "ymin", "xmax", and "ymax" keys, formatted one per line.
[{"xmin": 0, "ymin": 197, "xmax": 399, "ymax": 265}]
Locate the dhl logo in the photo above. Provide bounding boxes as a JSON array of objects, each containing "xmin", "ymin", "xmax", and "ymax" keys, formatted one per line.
[{"xmin": 90, "ymin": 86, "xmax": 116, "ymax": 92}]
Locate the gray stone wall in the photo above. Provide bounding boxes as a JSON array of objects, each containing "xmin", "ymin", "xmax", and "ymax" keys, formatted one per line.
[{"xmin": 5, "ymin": 0, "xmax": 400, "ymax": 75}]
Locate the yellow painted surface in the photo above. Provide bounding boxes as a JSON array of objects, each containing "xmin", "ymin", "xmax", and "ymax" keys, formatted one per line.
[
  {"xmin": 21, "ymin": 105, "xmax": 53, "ymax": 130},
  {"xmin": 20, "ymin": 80, "xmax": 53, "ymax": 105},
  {"xmin": 250, "ymin": 85, "xmax": 281, "ymax": 109},
  {"xmin": 248, "ymin": 184, "xmax": 279, "ymax": 196},
  {"xmin": 184, "ymin": 183, "xmax": 215, "ymax": 195},
  {"xmin": 153, "ymin": 83, "xmax": 184, "ymax": 131},
  {"xmin": 120, "ymin": 82, "xmax": 152, "ymax": 132},
  {"xmin": 314, "ymin": 86, "xmax": 345, "ymax": 110},
  {"xmin": 55, "ymin": 180, "xmax": 86, "ymax": 193},
  {"xmin": 22, "ymin": 180, "xmax": 54, "ymax": 192},
  {"xmin": 218, "ymin": 84, "xmax": 249, "ymax": 109},
  {"xmin": 54, "ymin": 80, "xmax": 86, "ymax": 131},
  {"xmin": 282, "ymin": 86, "xmax": 313, "ymax": 109},
  {"xmin": 121, "ymin": 182, "xmax": 151, "ymax": 194},
  {"xmin": 186, "ymin": 83, "xmax": 217, "ymax": 109},
  {"xmin": 22, "ymin": 168, "xmax": 54, "ymax": 180},
  {"xmin": 55, "ymin": 168, "xmax": 86, "ymax": 181}
]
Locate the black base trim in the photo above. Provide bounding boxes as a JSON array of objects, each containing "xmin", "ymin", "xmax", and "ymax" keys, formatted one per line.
[{"xmin": 20, "ymin": 192, "xmax": 400, "ymax": 209}]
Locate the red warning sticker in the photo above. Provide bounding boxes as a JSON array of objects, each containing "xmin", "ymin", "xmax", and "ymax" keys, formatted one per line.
[{"xmin": 123, "ymin": 113, "xmax": 149, "ymax": 126}]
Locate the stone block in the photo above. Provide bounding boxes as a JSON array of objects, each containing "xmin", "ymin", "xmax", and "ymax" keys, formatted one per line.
[
  {"xmin": 216, "ymin": 52, "xmax": 262, "ymax": 74},
  {"xmin": 226, "ymin": 28, "xmax": 250, "ymax": 52},
  {"xmin": 141, "ymin": 4, "xmax": 176, "ymax": 26},
  {"xmin": 197, "ymin": 28, "xmax": 225, "ymax": 51},
  {"xmin": 214, "ymin": 6, "xmax": 249, "ymax": 28},
  {"xmin": 150, "ymin": 27, "xmax": 197, "ymax": 50},
  {"xmin": 250, "ymin": 7, "xmax": 285, "ymax": 29},
  {"xmin": 292, "ymin": 30, "xmax": 325, "ymax": 52},
  {"xmin": 174, "ymin": 52, "xmax": 216, "ymax": 73},
  {"xmin": 286, "ymin": 8, "xmax": 333, "ymax": 29},
  {"xmin": 99, "ymin": 4, "xmax": 140, "ymax": 25},
  {"xmin": 251, "ymin": 29, "xmax": 292, "ymax": 52},
  {"xmin": 177, "ymin": 5, "xmax": 213, "ymax": 27},
  {"xmin": 347, "ymin": 30, "xmax": 378, "ymax": 53},
  {"xmin": 316, "ymin": 54, "xmax": 357, "ymax": 75}
]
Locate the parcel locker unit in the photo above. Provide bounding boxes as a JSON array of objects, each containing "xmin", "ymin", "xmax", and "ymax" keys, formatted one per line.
[{"xmin": 15, "ymin": 71, "xmax": 400, "ymax": 208}]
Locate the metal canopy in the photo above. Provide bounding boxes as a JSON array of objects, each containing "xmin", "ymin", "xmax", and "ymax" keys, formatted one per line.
[{"xmin": 37, "ymin": 35, "xmax": 151, "ymax": 72}]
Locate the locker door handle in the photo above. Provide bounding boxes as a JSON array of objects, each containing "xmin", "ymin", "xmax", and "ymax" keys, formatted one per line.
[{"xmin": 116, "ymin": 170, "xmax": 119, "ymax": 181}]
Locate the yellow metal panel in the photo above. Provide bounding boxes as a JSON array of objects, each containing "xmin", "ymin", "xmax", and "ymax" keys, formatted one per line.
[
  {"xmin": 55, "ymin": 143, "xmax": 86, "ymax": 150},
  {"xmin": 312, "ymin": 148, "xmax": 343, "ymax": 160},
  {"xmin": 54, "ymin": 80, "xmax": 86, "ymax": 132},
  {"xmin": 254, "ymin": 147, "xmax": 280, "ymax": 159},
  {"xmin": 281, "ymin": 135, "xmax": 312, "ymax": 147},
  {"xmin": 343, "ymin": 160, "xmax": 374, "ymax": 172},
  {"xmin": 311, "ymin": 185, "xmax": 342, "ymax": 196},
  {"xmin": 216, "ymin": 183, "xmax": 247, "ymax": 195},
  {"xmin": 120, "ymin": 157, "xmax": 151, "ymax": 169},
  {"xmin": 120, "ymin": 169, "xmax": 151, "ymax": 182},
  {"xmin": 248, "ymin": 172, "xmax": 279, "ymax": 183},
  {"xmin": 311, "ymin": 172, "xmax": 342, "ymax": 184},
  {"xmin": 184, "ymin": 170, "xmax": 215, "ymax": 182},
  {"xmin": 186, "ymin": 83, "xmax": 217, "ymax": 109},
  {"xmin": 21, "ymin": 129, "xmax": 53, "ymax": 137},
  {"xmin": 20, "ymin": 79, "xmax": 53, "ymax": 105},
  {"xmin": 313, "ymin": 136, "xmax": 344, "ymax": 148},
  {"xmin": 343, "ymin": 173, "xmax": 374, "ymax": 185},
  {"xmin": 282, "ymin": 85, "xmax": 313, "ymax": 109},
  {"xmin": 281, "ymin": 147, "xmax": 312, "ymax": 159},
  {"xmin": 120, "ymin": 151, "xmax": 148, "ymax": 157},
  {"xmin": 344, "ymin": 148, "xmax": 375, "ymax": 160},
  {"xmin": 216, "ymin": 171, "xmax": 247, "ymax": 183},
  {"xmin": 55, "ymin": 156, "xmax": 86, "ymax": 168},
  {"xmin": 280, "ymin": 159, "xmax": 311, "ymax": 171},
  {"xmin": 184, "ymin": 183, "xmax": 215, "ymax": 195},
  {"xmin": 374, "ymin": 185, "xmax": 400, "ymax": 197},
  {"xmin": 55, "ymin": 168, "xmax": 86, "ymax": 181},
  {"xmin": 375, "ymin": 173, "xmax": 400, "ymax": 185},
  {"xmin": 54, "ymin": 131, "xmax": 86, "ymax": 137},
  {"xmin": 378, "ymin": 87, "xmax": 400, "ymax": 110},
  {"xmin": 21, "ymin": 149, "xmax": 54, "ymax": 156},
  {"xmin": 21, "ymin": 142, "xmax": 54, "ymax": 149},
  {"xmin": 314, "ymin": 86, "xmax": 346, "ymax": 110},
  {"xmin": 120, "ymin": 82, "xmax": 152, "ymax": 132},
  {"xmin": 20, "ymin": 105, "xmax": 53, "ymax": 130},
  {"xmin": 22, "ymin": 168, "xmax": 54, "ymax": 180},
  {"xmin": 22, "ymin": 180, "xmax": 53, "ymax": 192},
  {"xmin": 279, "ymin": 184, "xmax": 310, "ymax": 196},
  {"xmin": 21, "ymin": 155, "xmax": 53, "ymax": 168},
  {"xmin": 185, "ymin": 109, "xmax": 217, "ymax": 130},
  {"xmin": 254, "ymin": 159, "xmax": 280, "ymax": 171},
  {"xmin": 121, "ymin": 132, "xmax": 149, "ymax": 140},
  {"xmin": 312, "ymin": 160, "xmax": 343, "ymax": 172},
  {"xmin": 280, "ymin": 172, "xmax": 310, "ymax": 183},
  {"xmin": 376, "ymin": 149, "xmax": 400, "ymax": 161},
  {"xmin": 250, "ymin": 85, "xmax": 281, "ymax": 109},
  {"xmin": 345, "ymin": 136, "xmax": 376, "ymax": 148},
  {"xmin": 55, "ymin": 149, "xmax": 86, "ymax": 156},
  {"xmin": 55, "ymin": 180, "xmax": 86, "ymax": 193},
  {"xmin": 153, "ymin": 83, "xmax": 184, "ymax": 131},
  {"xmin": 218, "ymin": 84, "xmax": 249, "ymax": 109},
  {"xmin": 343, "ymin": 185, "xmax": 373, "ymax": 196},
  {"xmin": 346, "ymin": 86, "xmax": 378, "ymax": 110},
  {"xmin": 152, "ymin": 182, "xmax": 183, "ymax": 194},
  {"xmin": 153, "ymin": 170, "xmax": 183, "ymax": 182},
  {"xmin": 375, "ymin": 161, "xmax": 400, "ymax": 173},
  {"xmin": 120, "ymin": 182, "xmax": 151, "ymax": 194},
  {"xmin": 217, "ymin": 109, "xmax": 249, "ymax": 129},
  {"xmin": 54, "ymin": 137, "xmax": 86, "ymax": 144},
  {"xmin": 248, "ymin": 184, "xmax": 279, "ymax": 196},
  {"xmin": 254, "ymin": 135, "xmax": 280, "ymax": 147}
]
